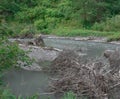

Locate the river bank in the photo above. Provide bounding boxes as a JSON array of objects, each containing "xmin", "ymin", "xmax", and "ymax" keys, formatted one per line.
[
  {"xmin": 41, "ymin": 34, "xmax": 120, "ymax": 45},
  {"xmin": 4, "ymin": 36, "xmax": 120, "ymax": 99},
  {"xmin": 9, "ymin": 35, "xmax": 120, "ymax": 72}
]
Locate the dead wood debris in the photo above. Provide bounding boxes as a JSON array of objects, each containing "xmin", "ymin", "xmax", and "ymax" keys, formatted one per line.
[{"xmin": 49, "ymin": 49, "xmax": 120, "ymax": 99}]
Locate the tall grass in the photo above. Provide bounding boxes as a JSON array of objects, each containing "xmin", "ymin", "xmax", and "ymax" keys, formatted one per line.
[
  {"xmin": 107, "ymin": 33, "xmax": 120, "ymax": 42},
  {"xmin": 52, "ymin": 27, "xmax": 120, "ymax": 37},
  {"xmin": 62, "ymin": 91, "xmax": 88, "ymax": 99},
  {"xmin": 0, "ymin": 88, "xmax": 39, "ymax": 99},
  {"xmin": 62, "ymin": 91, "xmax": 76, "ymax": 99},
  {"xmin": 92, "ymin": 15, "xmax": 120, "ymax": 32}
]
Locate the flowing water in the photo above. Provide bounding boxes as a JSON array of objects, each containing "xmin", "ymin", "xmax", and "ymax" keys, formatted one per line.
[
  {"xmin": 4, "ymin": 38, "xmax": 120, "ymax": 98},
  {"xmin": 44, "ymin": 38, "xmax": 120, "ymax": 58}
]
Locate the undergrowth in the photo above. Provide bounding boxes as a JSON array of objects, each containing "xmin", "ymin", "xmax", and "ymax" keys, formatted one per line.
[{"xmin": 52, "ymin": 27, "xmax": 120, "ymax": 37}]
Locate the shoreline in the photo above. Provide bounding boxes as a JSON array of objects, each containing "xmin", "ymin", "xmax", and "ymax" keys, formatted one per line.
[{"xmin": 41, "ymin": 34, "xmax": 120, "ymax": 45}]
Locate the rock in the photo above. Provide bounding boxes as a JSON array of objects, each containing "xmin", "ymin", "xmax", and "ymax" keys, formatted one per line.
[
  {"xmin": 14, "ymin": 35, "xmax": 45, "ymax": 47},
  {"xmin": 18, "ymin": 61, "xmax": 42, "ymax": 71},
  {"xmin": 104, "ymin": 49, "xmax": 120, "ymax": 74},
  {"xmin": 19, "ymin": 44, "xmax": 60, "ymax": 62},
  {"xmin": 22, "ymin": 63, "xmax": 42, "ymax": 71},
  {"xmin": 17, "ymin": 44, "xmax": 60, "ymax": 71},
  {"xmin": 34, "ymin": 35, "xmax": 45, "ymax": 47},
  {"xmin": 103, "ymin": 50, "xmax": 115, "ymax": 58},
  {"xmin": 88, "ymin": 36, "xmax": 95, "ymax": 40},
  {"xmin": 27, "ymin": 41, "xmax": 35, "ymax": 46},
  {"xmin": 15, "ymin": 39, "xmax": 23, "ymax": 44}
]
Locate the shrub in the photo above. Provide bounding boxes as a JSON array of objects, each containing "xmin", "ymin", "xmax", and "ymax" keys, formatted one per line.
[
  {"xmin": 19, "ymin": 25, "xmax": 38, "ymax": 38},
  {"xmin": 0, "ymin": 38, "xmax": 30, "ymax": 72},
  {"xmin": 92, "ymin": 15, "xmax": 120, "ymax": 32},
  {"xmin": 0, "ymin": 22, "xmax": 37, "ymax": 38},
  {"xmin": 15, "ymin": 6, "xmax": 46, "ymax": 22},
  {"xmin": 107, "ymin": 33, "xmax": 120, "ymax": 42},
  {"xmin": 62, "ymin": 91, "xmax": 76, "ymax": 99},
  {"xmin": 34, "ymin": 19, "xmax": 51, "ymax": 34},
  {"xmin": 0, "ymin": 88, "xmax": 17, "ymax": 99},
  {"xmin": 0, "ymin": 88, "xmax": 39, "ymax": 99},
  {"xmin": 46, "ymin": 17, "xmax": 58, "ymax": 29},
  {"xmin": 46, "ymin": 8, "xmax": 62, "ymax": 17},
  {"xmin": 0, "ymin": 23, "xmax": 13, "ymax": 37},
  {"xmin": 34, "ymin": 19, "xmax": 47, "ymax": 30}
]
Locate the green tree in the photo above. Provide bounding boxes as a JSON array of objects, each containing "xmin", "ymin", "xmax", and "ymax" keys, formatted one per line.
[{"xmin": 71, "ymin": 0, "xmax": 110, "ymax": 27}]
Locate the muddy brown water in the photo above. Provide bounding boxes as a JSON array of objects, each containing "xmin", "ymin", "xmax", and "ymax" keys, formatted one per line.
[{"xmin": 4, "ymin": 38, "xmax": 120, "ymax": 99}]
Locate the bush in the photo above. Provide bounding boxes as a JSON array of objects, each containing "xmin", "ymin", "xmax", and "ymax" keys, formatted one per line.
[
  {"xmin": 46, "ymin": 17, "xmax": 59, "ymax": 29},
  {"xmin": 34, "ymin": 17, "xmax": 59, "ymax": 33},
  {"xmin": 107, "ymin": 33, "xmax": 120, "ymax": 42},
  {"xmin": 62, "ymin": 91, "xmax": 76, "ymax": 99},
  {"xmin": 0, "ymin": 21, "xmax": 39, "ymax": 38},
  {"xmin": 0, "ymin": 38, "xmax": 30, "ymax": 72},
  {"xmin": 34, "ymin": 19, "xmax": 51, "ymax": 34},
  {"xmin": 0, "ymin": 88, "xmax": 39, "ymax": 99},
  {"xmin": 0, "ymin": 88, "xmax": 17, "ymax": 99},
  {"xmin": 15, "ymin": 6, "xmax": 46, "ymax": 22},
  {"xmin": 18, "ymin": 25, "xmax": 38, "ymax": 38},
  {"xmin": 34, "ymin": 19, "xmax": 47, "ymax": 30},
  {"xmin": 46, "ymin": 8, "xmax": 62, "ymax": 17},
  {"xmin": 92, "ymin": 15, "xmax": 120, "ymax": 32},
  {"xmin": 0, "ymin": 22, "xmax": 13, "ymax": 37}
]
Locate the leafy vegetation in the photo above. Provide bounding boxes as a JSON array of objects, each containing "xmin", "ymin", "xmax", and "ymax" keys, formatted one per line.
[
  {"xmin": 52, "ymin": 27, "xmax": 119, "ymax": 37},
  {"xmin": 62, "ymin": 91, "xmax": 88, "ymax": 99},
  {"xmin": 62, "ymin": 91, "xmax": 76, "ymax": 99},
  {"xmin": 107, "ymin": 34, "xmax": 120, "ymax": 42},
  {"xmin": 0, "ymin": 0, "xmax": 120, "ymax": 39},
  {"xmin": 0, "ymin": 88, "xmax": 39, "ymax": 99},
  {"xmin": 92, "ymin": 15, "xmax": 120, "ymax": 32}
]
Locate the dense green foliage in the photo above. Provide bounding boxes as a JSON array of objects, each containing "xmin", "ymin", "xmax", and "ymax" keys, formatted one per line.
[
  {"xmin": 0, "ymin": 0, "xmax": 120, "ymax": 36},
  {"xmin": 92, "ymin": 15, "xmax": 120, "ymax": 32}
]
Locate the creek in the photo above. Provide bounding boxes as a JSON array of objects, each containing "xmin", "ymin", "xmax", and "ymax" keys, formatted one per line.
[{"xmin": 4, "ymin": 38, "xmax": 120, "ymax": 99}]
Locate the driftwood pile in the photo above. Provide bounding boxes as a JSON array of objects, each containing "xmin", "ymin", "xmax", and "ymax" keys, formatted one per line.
[
  {"xmin": 49, "ymin": 49, "xmax": 120, "ymax": 99},
  {"xmin": 15, "ymin": 35, "xmax": 45, "ymax": 47}
]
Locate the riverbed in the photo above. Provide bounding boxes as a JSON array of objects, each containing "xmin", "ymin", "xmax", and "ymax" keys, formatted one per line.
[{"xmin": 4, "ymin": 37, "xmax": 120, "ymax": 99}]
